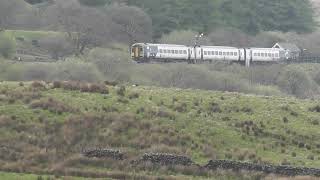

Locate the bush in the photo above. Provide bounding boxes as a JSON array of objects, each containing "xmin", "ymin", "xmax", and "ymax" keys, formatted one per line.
[
  {"xmin": 117, "ymin": 86, "xmax": 126, "ymax": 96},
  {"xmin": 0, "ymin": 32, "xmax": 16, "ymax": 59},
  {"xmin": 276, "ymin": 66, "xmax": 318, "ymax": 98}
]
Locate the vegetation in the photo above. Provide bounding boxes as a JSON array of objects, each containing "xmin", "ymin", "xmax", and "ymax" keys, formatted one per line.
[
  {"xmin": 0, "ymin": 82, "xmax": 319, "ymax": 179},
  {"xmin": 0, "ymin": 32, "xmax": 16, "ymax": 58},
  {"xmin": 1, "ymin": 0, "xmax": 320, "ymax": 179}
]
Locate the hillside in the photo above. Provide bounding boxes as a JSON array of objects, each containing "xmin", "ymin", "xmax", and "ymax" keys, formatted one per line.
[{"xmin": 0, "ymin": 81, "xmax": 319, "ymax": 179}]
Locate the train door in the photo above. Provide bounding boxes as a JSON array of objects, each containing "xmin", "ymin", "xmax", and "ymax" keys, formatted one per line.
[{"xmin": 244, "ymin": 48, "xmax": 252, "ymax": 67}]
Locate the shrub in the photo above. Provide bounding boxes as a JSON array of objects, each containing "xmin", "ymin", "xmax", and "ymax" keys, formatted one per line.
[
  {"xmin": 117, "ymin": 86, "xmax": 126, "ymax": 96},
  {"xmin": 311, "ymin": 119, "xmax": 320, "ymax": 125},
  {"xmin": 283, "ymin": 117, "xmax": 289, "ymax": 123},
  {"xmin": 0, "ymin": 32, "xmax": 16, "ymax": 59},
  {"xmin": 89, "ymin": 83, "xmax": 108, "ymax": 94},
  {"xmin": 31, "ymin": 81, "xmax": 46, "ymax": 90},
  {"xmin": 276, "ymin": 66, "xmax": 318, "ymax": 98},
  {"xmin": 291, "ymin": 152, "xmax": 297, "ymax": 157},
  {"xmin": 309, "ymin": 105, "xmax": 320, "ymax": 113},
  {"xmin": 307, "ymin": 155, "xmax": 315, "ymax": 160},
  {"xmin": 30, "ymin": 98, "xmax": 76, "ymax": 114},
  {"xmin": 128, "ymin": 92, "xmax": 139, "ymax": 99}
]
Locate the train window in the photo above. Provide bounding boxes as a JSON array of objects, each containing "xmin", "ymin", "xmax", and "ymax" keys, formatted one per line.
[
  {"xmin": 175, "ymin": 50, "xmax": 178, "ymax": 54},
  {"xmin": 160, "ymin": 49, "xmax": 163, "ymax": 53},
  {"xmin": 234, "ymin": 52, "xmax": 238, "ymax": 56},
  {"xmin": 179, "ymin": 50, "xmax": 183, "ymax": 54},
  {"xmin": 226, "ymin": 52, "xmax": 230, "ymax": 56},
  {"xmin": 272, "ymin": 54, "xmax": 274, "ymax": 57},
  {"xmin": 275, "ymin": 53, "xmax": 279, "ymax": 57},
  {"xmin": 184, "ymin": 50, "xmax": 187, "ymax": 54},
  {"xmin": 261, "ymin": 53, "xmax": 264, "ymax": 57},
  {"xmin": 257, "ymin": 53, "xmax": 260, "ymax": 56},
  {"xmin": 223, "ymin": 52, "xmax": 226, "ymax": 56},
  {"xmin": 254, "ymin": 53, "xmax": 257, "ymax": 56},
  {"xmin": 211, "ymin": 51, "xmax": 214, "ymax": 55},
  {"xmin": 230, "ymin": 52, "xmax": 234, "ymax": 56},
  {"xmin": 204, "ymin": 51, "xmax": 207, "ymax": 55},
  {"xmin": 268, "ymin": 53, "xmax": 271, "ymax": 57},
  {"xmin": 265, "ymin": 53, "xmax": 268, "ymax": 57},
  {"xmin": 215, "ymin": 51, "xmax": 218, "ymax": 55},
  {"xmin": 219, "ymin": 52, "xmax": 222, "ymax": 55}
]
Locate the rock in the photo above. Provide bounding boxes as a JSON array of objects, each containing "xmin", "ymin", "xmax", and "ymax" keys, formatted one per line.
[{"xmin": 82, "ymin": 148, "xmax": 124, "ymax": 160}]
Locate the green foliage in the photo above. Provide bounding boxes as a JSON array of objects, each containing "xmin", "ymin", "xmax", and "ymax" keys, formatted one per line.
[
  {"xmin": 0, "ymin": 32, "xmax": 16, "ymax": 58},
  {"xmin": 120, "ymin": 0, "xmax": 316, "ymax": 37}
]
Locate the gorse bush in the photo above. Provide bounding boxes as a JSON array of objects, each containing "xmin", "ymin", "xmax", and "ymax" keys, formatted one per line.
[{"xmin": 0, "ymin": 32, "xmax": 16, "ymax": 58}]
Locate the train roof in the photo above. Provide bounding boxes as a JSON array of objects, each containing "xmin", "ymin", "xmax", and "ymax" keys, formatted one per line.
[
  {"xmin": 249, "ymin": 47, "xmax": 283, "ymax": 51},
  {"xmin": 200, "ymin": 45, "xmax": 238, "ymax": 49}
]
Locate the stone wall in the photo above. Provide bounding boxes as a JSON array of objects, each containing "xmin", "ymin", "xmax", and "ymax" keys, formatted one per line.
[{"xmin": 82, "ymin": 149, "xmax": 320, "ymax": 177}]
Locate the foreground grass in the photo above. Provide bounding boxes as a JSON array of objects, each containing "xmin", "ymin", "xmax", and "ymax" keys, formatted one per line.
[{"xmin": 0, "ymin": 81, "xmax": 319, "ymax": 179}]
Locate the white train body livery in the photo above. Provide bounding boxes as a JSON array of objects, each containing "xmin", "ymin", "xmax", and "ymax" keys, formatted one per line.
[{"xmin": 131, "ymin": 43, "xmax": 288, "ymax": 66}]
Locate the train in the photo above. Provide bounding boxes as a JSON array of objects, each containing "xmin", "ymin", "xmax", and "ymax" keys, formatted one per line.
[{"xmin": 131, "ymin": 43, "xmax": 291, "ymax": 67}]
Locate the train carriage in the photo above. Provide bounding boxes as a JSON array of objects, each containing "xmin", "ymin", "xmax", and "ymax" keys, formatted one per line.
[{"xmin": 131, "ymin": 42, "xmax": 289, "ymax": 66}]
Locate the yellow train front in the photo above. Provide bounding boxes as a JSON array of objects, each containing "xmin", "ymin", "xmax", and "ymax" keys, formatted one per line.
[{"xmin": 131, "ymin": 43, "xmax": 147, "ymax": 63}]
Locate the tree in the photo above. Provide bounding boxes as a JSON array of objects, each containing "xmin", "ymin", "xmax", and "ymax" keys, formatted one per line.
[
  {"xmin": 276, "ymin": 66, "xmax": 318, "ymax": 98},
  {"xmin": 0, "ymin": 32, "xmax": 16, "ymax": 59},
  {"xmin": 0, "ymin": 0, "xmax": 29, "ymax": 30},
  {"xmin": 39, "ymin": 35, "xmax": 73, "ymax": 60},
  {"xmin": 104, "ymin": 4, "xmax": 152, "ymax": 45},
  {"xmin": 45, "ymin": 0, "xmax": 113, "ymax": 54}
]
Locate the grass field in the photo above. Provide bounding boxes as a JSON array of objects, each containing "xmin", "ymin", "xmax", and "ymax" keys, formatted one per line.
[{"xmin": 0, "ymin": 81, "xmax": 319, "ymax": 179}]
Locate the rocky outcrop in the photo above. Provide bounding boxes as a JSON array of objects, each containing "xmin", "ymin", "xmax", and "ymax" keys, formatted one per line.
[
  {"xmin": 205, "ymin": 160, "xmax": 320, "ymax": 177},
  {"xmin": 82, "ymin": 149, "xmax": 124, "ymax": 160}
]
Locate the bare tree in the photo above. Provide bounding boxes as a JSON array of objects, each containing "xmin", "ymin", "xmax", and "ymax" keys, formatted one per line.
[
  {"xmin": 39, "ymin": 35, "xmax": 73, "ymax": 60},
  {"xmin": 0, "ymin": 0, "xmax": 29, "ymax": 30},
  {"xmin": 45, "ymin": 0, "xmax": 112, "ymax": 54},
  {"xmin": 105, "ymin": 4, "xmax": 152, "ymax": 45}
]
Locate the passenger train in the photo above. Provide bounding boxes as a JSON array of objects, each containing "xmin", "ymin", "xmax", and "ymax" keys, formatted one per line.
[{"xmin": 131, "ymin": 43, "xmax": 289, "ymax": 66}]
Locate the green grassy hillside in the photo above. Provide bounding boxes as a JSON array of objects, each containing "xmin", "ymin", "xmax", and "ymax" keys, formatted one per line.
[{"xmin": 0, "ymin": 81, "xmax": 319, "ymax": 179}]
